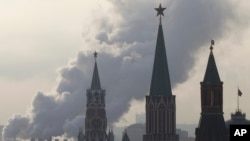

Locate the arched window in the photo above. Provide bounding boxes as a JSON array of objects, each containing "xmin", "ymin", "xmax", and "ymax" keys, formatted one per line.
[
  {"xmin": 159, "ymin": 103, "xmax": 165, "ymax": 133},
  {"xmin": 149, "ymin": 103, "xmax": 153, "ymax": 133}
]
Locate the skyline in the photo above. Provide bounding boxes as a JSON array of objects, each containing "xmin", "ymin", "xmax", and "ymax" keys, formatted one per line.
[{"xmin": 1, "ymin": 0, "xmax": 250, "ymax": 140}]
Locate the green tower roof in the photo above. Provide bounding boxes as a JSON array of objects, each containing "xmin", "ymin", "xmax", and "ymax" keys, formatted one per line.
[
  {"xmin": 203, "ymin": 42, "xmax": 221, "ymax": 84},
  {"xmin": 91, "ymin": 51, "xmax": 101, "ymax": 89},
  {"xmin": 149, "ymin": 4, "xmax": 172, "ymax": 96}
]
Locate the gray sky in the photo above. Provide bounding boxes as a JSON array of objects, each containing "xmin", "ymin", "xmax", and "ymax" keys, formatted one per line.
[{"xmin": 1, "ymin": 0, "xmax": 250, "ymax": 140}]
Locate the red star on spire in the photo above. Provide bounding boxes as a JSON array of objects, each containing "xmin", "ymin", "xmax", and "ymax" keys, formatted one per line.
[
  {"xmin": 94, "ymin": 51, "xmax": 98, "ymax": 61},
  {"xmin": 155, "ymin": 4, "xmax": 166, "ymax": 17}
]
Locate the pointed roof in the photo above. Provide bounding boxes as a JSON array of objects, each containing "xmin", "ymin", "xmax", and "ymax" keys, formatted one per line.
[
  {"xmin": 122, "ymin": 129, "xmax": 130, "ymax": 141},
  {"xmin": 149, "ymin": 5, "xmax": 172, "ymax": 96},
  {"xmin": 108, "ymin": 128, "xmax": 114, "ymax": 141},
  {"xmin": 109, "ymin": 128, "xmax": 114, "ymax": 135},
  {"xmin": 203, "ymin": 41, "xmax": 221, "ymax": 84},
  {"xmin": 78, "ymin": 127, "xmax": 84, "ymax": 139},
  {"xmin": 91, "ymin": 51, "xmax": 101, "ymax": 89}
]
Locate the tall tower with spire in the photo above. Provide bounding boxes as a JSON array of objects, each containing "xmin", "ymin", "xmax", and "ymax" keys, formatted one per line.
[
  {"xmin": 143, "ymin": 4, "xmax": 179, "ymax": 141},
  {"xmin": 195, "ymin": 41, "xmax": 228, "ymax": 141},
  {"xmin": 84, "ymin": 52, "xmax": 107, "ymax": 141}
]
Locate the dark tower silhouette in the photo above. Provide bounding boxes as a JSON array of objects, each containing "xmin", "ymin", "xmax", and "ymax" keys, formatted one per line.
[
  {"xmin": 195, "ymin": 41, "xmax": 228, "ymax": 141},
  {"xmin": 122, "ymin": 129, "xmax": 130, "ymax": 141},
  {"xmin": 107, "ymin": 128, "xmax": 115, "ymax": 141},
  {"xmin": 84, "ymin": 52, "xmax": 107, "ymax": 141},
  {"xmin": 143, "ymin": 4, "xmax": 179, "ymax": 141},
  {"xmin": 78, "ymin": 128, "xmax": 85, "ymax": 141}
]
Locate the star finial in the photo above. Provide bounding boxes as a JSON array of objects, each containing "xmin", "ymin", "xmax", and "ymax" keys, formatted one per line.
[
  {"xmin": 155, "ymin": 4, "xmax": 166, "ymax": 24},
  {"xmin": 210, "ymin": 40, "xmax": 215, "ymax": 51},
  {"xmin": 94, "ymin": 51, "xmax": 98, "ymax": 61}
]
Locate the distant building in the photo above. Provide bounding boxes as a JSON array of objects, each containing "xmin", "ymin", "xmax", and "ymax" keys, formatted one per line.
[
  {"xmin": 225, "ymin": 109, "xmax": 250, "ymax": 127},
  {"xmin": 195, "ymin": 41, "xmax": 228, "ymax": 141},
  {"xmin": 176, "ymin": 129, "xmax": 188, "ymax": 140},
  {"xmin": 47, "ymin": 136, "xmax": 52, "ymax": 141},
  {"xmin": 121, "ymin": 130, "xmax": 130, "ymax": 141},
  {"xmin": 176, "ymin": 129, "xmax": 195, "ymax": 141},
  {"xmin": 135, "ymin": 113, "xmax": 145, "ymax": 124},
  {"xmin": 107, "ymin": 128, "xmax": 114, "ymax": 141},
  {"xmin": 185, "ymin": 137, "xmax": 195, "ymax": 141},
  {"xmin": 126, "ymin": 123, "xmax": 144, "ymax": 141},
  {"xmin": 78, "ymin": 128, "xmax": 84, "ymax": 141},
  {"xmin": 30, "ymin": 137, "xmax": 51, "ymax": 141}
]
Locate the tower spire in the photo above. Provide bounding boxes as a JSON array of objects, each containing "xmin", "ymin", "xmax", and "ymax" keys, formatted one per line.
[
  {"xmin": 150, "ymin": 4, "xmax": 172, "ymax": 96},
  {"xmin": 91, "ymin": 51, "xmax": 101, "ymax": 89},
  {"xmin": 143, "ymin": 4, "xmax": 179, "ymax": 141},
  {"xmin": 196, "ymin": 40, "xmax": 228, "ymax": 141},
  {"xmin": 210, "ymin": 40, "xmax": 214, "ymax": 51},
  {"xmin": 203, "ymin": 40, "xmax": 221, "ymax": 84},
  {"xmin": 94, "ymin": 51, "xmax": 98, "ymax": 61},
  {"xmin": 85, "ymin": 51, "xmax": 107, "ymax": 141},
  {"xmin": 122, "ymin": 128, "xmax": 130, "ymax": 141}
]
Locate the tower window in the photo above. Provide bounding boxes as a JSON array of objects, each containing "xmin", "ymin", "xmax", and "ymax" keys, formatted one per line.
[{"xmin": 210, "ymin": 91, "xmax": 214, "ymax": 106}]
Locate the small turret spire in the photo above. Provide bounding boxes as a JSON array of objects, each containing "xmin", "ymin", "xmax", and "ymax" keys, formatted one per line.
[
  {"xmin": 203, "ymin": 40, "xmax": 221, "ymax": 84},
  {"xmin": 122, "ymin": 128, "xmax": 130, "ymax": 141},
  {"xmin": 210, "ymin": 40, "xmax": 215, "ymax": 51},
  {"xmin": 91, "ymin": 51, "xmax": 101, "ymax": 89},
  {"xmin": 94, "ymin": 51, "xmax": 98, "ymax": 61}
]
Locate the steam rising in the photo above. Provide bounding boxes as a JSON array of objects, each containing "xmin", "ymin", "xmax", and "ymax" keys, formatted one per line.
[{"xmin": 3, "ymin": 0, "xmax": 237, "ymax": 140}]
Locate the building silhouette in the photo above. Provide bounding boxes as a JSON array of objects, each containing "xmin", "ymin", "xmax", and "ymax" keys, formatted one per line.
[
  {"xmin": 143, "ymin": 4, "xmax": 179, "ymax": 141},
  {"xmin": 78, "ymin": 52, "xmax": 113, "ymax": 141},
  {"xmin": 107, "ymin": 129, "xmax": 114, "ymax": 141},
  {"xmin": 78, "ymin": 128, "xmax": 85, "ymax": 141},
  {"xmin": 225, "ymin": 89, "xmax": 250, "ymax": 127},
  {"xmin": 226, "ymin": 109, "xmax": 250, "ymax": 127},
  {"xmin": 121, "ymin": 130, "xmax": 130, "ymax": 141},
  {"xmin": 195, "ymin": 41, "xmax": 228, "ymax": 141}
]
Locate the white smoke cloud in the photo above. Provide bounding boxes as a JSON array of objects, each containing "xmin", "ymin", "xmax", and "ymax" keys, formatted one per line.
[
  {"xmin": 3, "ymin": 115, "xmax": 29, "ymax": 139},
  {"xmin": 63, "ymin": 115, "xmax": 85, "ymax": 138},
  {"xmin": 3, "ymin": 0, "xmax": 244, "ymax": 140}
]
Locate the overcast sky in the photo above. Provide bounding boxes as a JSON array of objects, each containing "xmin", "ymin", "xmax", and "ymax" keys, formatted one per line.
[{"xmin": 1, "ymin": 0, "xmax": 250, "ymax": 140}]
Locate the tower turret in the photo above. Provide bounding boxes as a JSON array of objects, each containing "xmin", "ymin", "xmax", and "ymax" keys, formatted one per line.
[
  {"xmin": 85, "ymin": 52, "xmax": 107, "ymax": 141},
  {"xmin": 195, "ymin": 40, "xmax": 228, "ymax": 141},
  {"xmin": 200, "ymin": 40, "xmax": 223, "ymax": 114},
  {"xmin": 78, "ymin": 128, "xmax": 85, "ymax": 141},
  {"xmin": 143, "ymin": 4, "xmax": 179, "ymax": 141},
  {"xmin": 122, "ymin": 129, "xmax": 130, "ymax": 141},
  {"xmin": 107, "ymin": 128, "xmax": 114, "ymax": 141}
]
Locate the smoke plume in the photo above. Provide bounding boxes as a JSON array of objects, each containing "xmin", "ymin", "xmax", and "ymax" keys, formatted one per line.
[{"xmin": 3, "ymin": 0, "xmax": 237, "ymax": 140}]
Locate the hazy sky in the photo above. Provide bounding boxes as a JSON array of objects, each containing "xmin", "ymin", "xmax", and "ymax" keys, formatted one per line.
[
  {"xmin": 0, "ymin": 0, "xmax": 96, "ymax": 124},
  {"xmin": 1, "ymin": 0, "xmax": 250, "ymax": 140}
]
